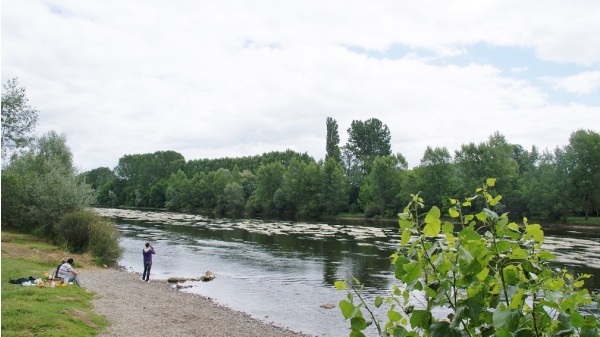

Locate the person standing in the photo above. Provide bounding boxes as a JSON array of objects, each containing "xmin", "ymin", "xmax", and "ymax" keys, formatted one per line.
[
  {"xmin": 57, "ymin": 258, "xmax": 81, "ymax": 286},
  {"xmin": 142, "ymin": 242, "xmax": 155, "ymax": 282}
]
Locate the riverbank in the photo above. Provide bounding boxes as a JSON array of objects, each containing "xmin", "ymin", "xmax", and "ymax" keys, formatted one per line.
[
  {"xmin": 1, "ymin": 231, "xmax": 315, "ymax": 337},
  {"xmin": 83, "ymin": 267, "xmax": 315, "ymax": 337}
]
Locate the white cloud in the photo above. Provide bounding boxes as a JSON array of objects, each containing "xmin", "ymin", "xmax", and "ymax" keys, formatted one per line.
[
  {"xmin": 2, "ymin": 0, "xmax": 599, "ymax": 171},
  {"xmin": 542, "ymin": 71, "xmax": 600, "ymax": 94}
]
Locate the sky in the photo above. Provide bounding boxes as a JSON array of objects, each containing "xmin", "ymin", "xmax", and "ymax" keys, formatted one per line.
[{"xmin": 2, "ymin": 0, "xmax": 599, "ymax": 172}]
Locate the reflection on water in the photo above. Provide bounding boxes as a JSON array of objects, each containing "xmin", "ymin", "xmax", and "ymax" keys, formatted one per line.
[{"xmin": 95, "ymin": 208, "xmax": 600, "ymax": 337}]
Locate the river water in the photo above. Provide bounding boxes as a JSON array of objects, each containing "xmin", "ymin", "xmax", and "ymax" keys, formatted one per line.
[{"xmin": 93, "ymin": 208, "xmax": 600, "ymax": 337}]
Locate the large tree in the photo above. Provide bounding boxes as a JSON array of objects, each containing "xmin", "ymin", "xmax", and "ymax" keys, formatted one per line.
[
  {"xmin": 1, "ymin": 78, "xmax": 39, "ymax": 162},
  {"xmin": 416, "ymin": 146, "xmax": 456, "ymax": 212},
  {"xmin": 325, "ymin": 117, "xmax": 341, "ymax": 162},
  {"xmin": 1, "ymin": 131, "xmax": 94, "ymax": 232},
  {"xmin": 564, "ymin": 129, "xmax": 600, "ymax": 220},
  {"xmin": 345, "ymin": 118, "xmax": 392, "ymax": 176}
]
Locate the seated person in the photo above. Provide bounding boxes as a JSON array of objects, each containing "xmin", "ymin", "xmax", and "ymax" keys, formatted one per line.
[
  {"xmin": 55, "ymin": 257, "xmax": 67, "ymax": 278},
  {"xmin": 57, "ymin": 258, "xmax": 82, "ymax": 286}
]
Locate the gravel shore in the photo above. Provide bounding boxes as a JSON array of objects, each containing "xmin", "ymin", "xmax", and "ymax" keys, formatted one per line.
[{"xmin": 83, "ymin": 267, "xmax": 316, "ymax": 337}]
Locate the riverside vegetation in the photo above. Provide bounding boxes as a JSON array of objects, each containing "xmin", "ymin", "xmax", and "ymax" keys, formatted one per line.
[{"xmin": 336, "ymin": 179, "xmax": 600, "ymax": 337}]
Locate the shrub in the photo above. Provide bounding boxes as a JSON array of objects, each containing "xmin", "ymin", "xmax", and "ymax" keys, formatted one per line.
[
  {"xmin": 54, "ymin": 210, "xmax": 123, "ymax": 266},
  {"xmin": 336, "ymin": 178, "xmax": 599, "ymax": 336}
]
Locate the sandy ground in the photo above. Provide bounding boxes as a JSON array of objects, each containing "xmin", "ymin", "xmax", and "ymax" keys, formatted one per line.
[{"xmin": 83, "ymin": 267, "xmax": 316, "ymax": 337}]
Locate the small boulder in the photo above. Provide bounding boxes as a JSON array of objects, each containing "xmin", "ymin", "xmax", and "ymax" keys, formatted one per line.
[{"xmin": 200, "ymin": 271, "xmax": 215, "ymax": 282}]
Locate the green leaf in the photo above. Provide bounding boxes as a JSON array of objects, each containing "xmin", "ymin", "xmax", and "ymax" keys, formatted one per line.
[
  {"xmin": 509, "ymin": 289, "xmax": 525, "ymax": 309},
  {"xmin": 425, "ymin": 206, "xmax": 441, "ymax": 224},
  {"xmin": 423, "ymin": 222, "xmax": 441, "ymax": 237},
  {"xmin": 495, "ymin": 240, "xmax": 512, "ymax": 253},
  {"xmin": 458, "ymin": 246, "xmax": 474, "ymax": 264},
  {"xmin": 401, "ymin": 229, "xmax": 411, "ymax": 246},
  {"xmin": 410, "ymin": 310, "xmax": 431, "ymax": 329},
  {"xmin": 449, "ymin": 208, "xmax": 459, "ymax": 218},
  {"xmin": 399, "ymin": 219, "xmax": 413, "ymax": 230},
  {"xmin": 394, "ymin": 256, "xmax": 410, "ymax": 280},
  {"xmin": 374, "ymin": 296, "xmax": 383, "ymax": 308},
  {"xmin": 547, "ymin": 278, "xmax": 565, "ymax": 291},
  {"xmin": 486, "ymin": 178, "xmax": 496, "ymax": 187},
  {"xmin": 340, "ymin": 300, "xmax": 355, "ymax": 320},
  {"xmin": 507, "ymin": 222, "xmax": 520, "ymax": 232},
  {"xmin": 489, "ymin": 194, "xmax": 502, "ymax": 206},
  {"xmin": 387, "ymin": 309, "xmax": 402, "ymax": 322},
  {"xmin": 476, "ymin": 267, "xmax": 490, "ymax": 281},
  {"xmin": 509, "ymin": 247, "xmax": 528, "ymax": 259},
  {"xmin": 493, "ymin": 308, "xmax": 520, "ymax": 331},
  {"xmin": 537, "ymin": 251, "xmax": 556, "ymax": 261},
  {"xmin": 503, "ymin": 265, "xmax": 521, "ymax": 285},
  {"xmin": 476, "ymin": 211, "xmax": 487, "ymax": 222},
  {"xmin": 403, "ymin": 262, "xmax": 422, "ymax": 285},
  {"xmin": 334, "ymin": 280, "xmax": 346, "ymax": 290},
  {"xmin": 350, "ymin": 316, "xmax": 368, "ymax": 331},
  {"xmin": 429, "ymin": 321, "xmax": 463, "ymax": 337},
  {"xmin": 349, "ymin": 331, "xmax": 366, "ymax": 337},
  {"xmin": 524, "ymin": 224, "xmax": 544, "ymax": 244}
]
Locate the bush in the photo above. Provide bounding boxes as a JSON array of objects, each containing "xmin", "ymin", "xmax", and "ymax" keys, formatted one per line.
[
  {"xmin": 336, "ymin": 178, "xmax": 599, "ymax": 336},
  {"xmin": 54, "ymin": 210, "xmax": 123, "ymax": 266}
]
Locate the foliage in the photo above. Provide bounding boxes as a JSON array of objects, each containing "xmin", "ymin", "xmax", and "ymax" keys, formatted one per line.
[
  {"xmin": 1, "ymin": 77, "xmax": 39, "ymax": 163},
  {"xmin": 336, "ymin": 179, "xmax": 599, "ymax": 336},
  {"xmin": 358, "ymin": 155, "xmax": 404, "ymax": 217},
  {"xmin": 564, "ymin": 130, "xmax": 600, "ymax": 220},
  {"xmin": 1, "ymin": 231, "xmax": 109, "ymax": 336},
  {"xmin": 83, "ymin": 128, "xmax": 600, "ymax": 221},
  {"xmin": 345, "ymin": 118, "xmax": 392, "ymax": 177},
  {"xmin": 1, "ymin": 131, "xmax": 94, "ymax": 234},
  {"xmin": 53, "ymin": 210, "xmax": 123, "ymax": 266},
  {"xmin": 321, "ymin": 158, "xmax": 349, "ymax": 215},
  {"xmin": 326, "ymin": 116, "xmax": 341, "ymax": 163}
]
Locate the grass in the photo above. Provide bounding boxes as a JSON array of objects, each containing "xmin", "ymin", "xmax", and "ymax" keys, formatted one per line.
[
  {"xmin": 568, "ymin": 216, "xmax": 600, "ymax": 225},
  {"xmin": 1, "ymin": 231, "xmax": 109, "ymax": 336}
]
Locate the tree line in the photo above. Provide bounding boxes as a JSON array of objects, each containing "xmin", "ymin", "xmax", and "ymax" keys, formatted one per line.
[
  {"xmin": 2, "ymin": 77, "xmax": 598, "ymax": 223},
  {"xmin": 84, "ymin": 117, "xmax": 600, "ymax": 222}
]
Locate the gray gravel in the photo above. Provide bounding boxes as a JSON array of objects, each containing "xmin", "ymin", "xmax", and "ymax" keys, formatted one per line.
[{"xmin": 83, "ymin": 267, "xmax": 316, "ymax": 337}]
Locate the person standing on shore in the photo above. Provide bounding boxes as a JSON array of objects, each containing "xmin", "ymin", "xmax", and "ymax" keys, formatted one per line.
[{"xmin": 142, "ymin": 242, "xmax": 155, "ymax": 282}]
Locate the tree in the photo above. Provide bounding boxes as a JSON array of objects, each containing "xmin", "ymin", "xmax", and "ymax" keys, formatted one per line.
[
  {"xmin": 223, "ymin": 182, "xmax": 245, "ymax": 213},
  {"xmin": 564, "ymin": 129, "xmax": 600, "ymax": 220},
  {"xmin": 325, "ymin": 117, "xmax": 341, "ymax": 162},
  {"xmin": 454, "ymin": 132, "xmax": 519, "ymax": 209},
  {"xmin": 416, "ymin": 146, "xmax": 456, "ymax": 212},
  {"xmin": 358, "ymin": 155, "xmax": 403, "ymax": 217},
  {"xmin": 345, "ymin": 118, "xmax": 392, "ymax": 176},
  {"xmin": 253, "ymin": 162, "xmax": 286, "ymax": 213},
  {"xmin": 1, "ymin": 131, "xmax": 94, "ymax": 233},
  {"xmin": 320, "ymin": 158, "xmax": 348, "ymax": 215},
  {"xmin": 1, "ymin": 78, "xmax": 39, "ymax": 163}
]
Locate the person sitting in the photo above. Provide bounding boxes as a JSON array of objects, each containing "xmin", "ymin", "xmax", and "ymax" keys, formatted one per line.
[
  {"xmin": 57, "ymin": 258, "xmax": 82, "ymax": 286},
  {"xmin": 55, "ymin": 257, "xmax": 67, "ymax": 278}
]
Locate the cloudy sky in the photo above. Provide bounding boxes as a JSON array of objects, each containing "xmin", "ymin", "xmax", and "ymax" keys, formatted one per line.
[{"xmin": 2, "ymin": 0, "xmax": 599, "ymax": 171}]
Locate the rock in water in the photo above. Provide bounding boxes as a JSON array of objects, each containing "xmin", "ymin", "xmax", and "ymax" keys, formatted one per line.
[{"xmin": 201, "ymin": 271, "xmax": 215, "ymax": 282}]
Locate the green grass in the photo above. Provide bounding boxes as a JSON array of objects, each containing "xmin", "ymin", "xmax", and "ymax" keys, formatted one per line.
[
  {"xmin": 568, "ymin": 216, "xmax": 600, "ymax": 225},
  {"xmin": 1, "ymin": 231, "xmax": 109, "ymax": 336}
]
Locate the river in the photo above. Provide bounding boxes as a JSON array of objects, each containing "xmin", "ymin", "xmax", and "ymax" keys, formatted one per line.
[{"xmin": 93, "ymin": 208, "xmax": 600, "ymax": 337}]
